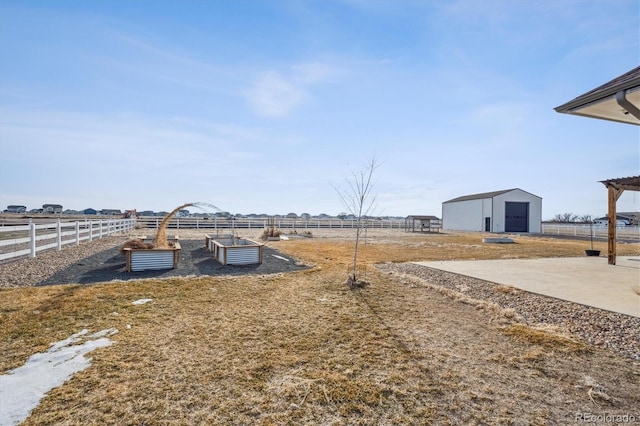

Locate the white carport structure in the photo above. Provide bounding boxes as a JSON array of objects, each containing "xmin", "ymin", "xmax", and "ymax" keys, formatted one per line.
[{"xmin": 555, "ymin": 66, "xmax": 640, "ymax": 265}]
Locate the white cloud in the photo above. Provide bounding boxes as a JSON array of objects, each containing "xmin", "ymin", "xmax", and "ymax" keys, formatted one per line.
[
  {"xmin": 245, "ymin": 62, "xmax": 338, "ymax": 117},
  {"xmin": 291, "ymin": 62, "xmax": 334, "ymax": 83},
  {"xmin": 245, "ymin": 71, "xmax": 305, "ymax": 117}
]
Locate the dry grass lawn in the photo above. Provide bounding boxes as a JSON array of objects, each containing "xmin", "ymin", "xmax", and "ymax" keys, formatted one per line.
[{"xmin": 1, "ymin": 230, "xmax": 639, "ymax": 425}]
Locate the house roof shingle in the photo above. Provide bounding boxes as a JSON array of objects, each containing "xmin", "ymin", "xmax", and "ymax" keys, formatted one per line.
[{"xmin": 554, "ymin": 66, "xmax": 640, "ymax": 125}]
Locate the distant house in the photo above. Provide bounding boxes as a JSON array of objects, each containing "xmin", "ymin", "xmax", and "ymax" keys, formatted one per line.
[
  {"xmin": 618, "ymin": 212, "xmax": 640, "ymax": 225},
  {"xmin": 442, "ymin": 188, "xmax": 542, "ymax": 233},
  {"xmin": 83, "ymin": 208, "xmax": 98, "ymax": 215},
  {"xmin": 63, "ymin": 209, "xmax": 80, "ymax": 215},
  {"xmin": 5, "ymin": 205, "xmax": 27, "ymax": 213},
  {"xmin": 594, "ymin": 214, "xmax": 634, "ymax": 226},
  {"xmin": 43, "ymin": 204, "xmax": 63, "ymax": 214},
  {"xmin": 139, "ymin": 210, "xmax": 156, "ymax": 217},
  {"xmin": 101, "ymin": 209, "xmax": 122, "ymax": 216}
]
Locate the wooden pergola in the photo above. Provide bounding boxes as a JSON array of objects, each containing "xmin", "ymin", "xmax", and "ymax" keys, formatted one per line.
[
  {"xmin": 600, "ymin": 176, "xmax": 640, "ymax": 264},
  {"xmin": 555, "ymin": 66, "xmax": 640, "ymax": 265}
]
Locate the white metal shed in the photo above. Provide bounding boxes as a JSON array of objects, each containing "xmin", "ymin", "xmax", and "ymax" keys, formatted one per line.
[{"xmin": 442, "ymin": 188, "xmax": 542, "ymax": 233}]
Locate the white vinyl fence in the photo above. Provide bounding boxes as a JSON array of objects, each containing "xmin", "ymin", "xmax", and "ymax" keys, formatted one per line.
[
  {"xmin": 135, "ymin": 217, "xmax": 405, "ymax": 230},
  {"xmin": 541, "ymin": 223, "xmax": 640, "ymax": 241},
  {"xmin": 0, "ymin": 219, "xmax": 136, "ymax": 262}
]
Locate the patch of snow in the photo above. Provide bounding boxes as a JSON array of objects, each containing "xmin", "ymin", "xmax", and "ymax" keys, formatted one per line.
[
  {"xmin": 279, "ymin": 235, "xmax": 289, "ymax": 240},
  {"xmin": 0, "ymin": 328, "xmax": 117, "ymax": 426},
  {"xmin": 89, "ymin": 328, "xmax": 118, "ymax": 339},
  {"xmin": 132, "ymin": 298, "xmax": 153, "ymax": 305},
  {"xmin": 272, "ymin": 255, "xmax": 289, "ymax": 262}
]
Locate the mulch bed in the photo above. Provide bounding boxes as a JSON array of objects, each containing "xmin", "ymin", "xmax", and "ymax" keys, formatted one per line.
[{"xmin": 36, "ymin": 240, "xmax": 310, "ymax": 286}]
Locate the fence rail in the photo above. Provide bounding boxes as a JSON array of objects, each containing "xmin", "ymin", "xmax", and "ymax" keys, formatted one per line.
[
  {"xmin": 135, "ymin": 217, "xmax": 406, "ymax": 230},
  {"xmin": 0, "ymin": 219, "xmax": 136, "ymax": 262},
  {"xmin": 540, "ymin": 223, "xmax": 640, "ymax": 241}
]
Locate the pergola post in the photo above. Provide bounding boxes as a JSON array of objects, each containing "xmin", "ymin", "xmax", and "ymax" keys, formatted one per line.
[
  {"xmin": 606, "ymin": 185, "xmax": 621, "ymax": 265},
  {"xmin": 602, "ymin": 180, "xmax": 633, "ymax": 266}
]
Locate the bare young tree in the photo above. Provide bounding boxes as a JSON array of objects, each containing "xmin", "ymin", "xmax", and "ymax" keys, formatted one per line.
[{"xmin": 334, "ymin": 156, "xmax": 381, "ymax": 288}]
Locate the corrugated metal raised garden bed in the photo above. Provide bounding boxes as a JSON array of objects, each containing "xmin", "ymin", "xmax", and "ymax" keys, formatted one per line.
[
  {"xmin": 205, "ymin": 234, "xmax": 264, "ymax": 266},
  {"xmin": 122, "ymin": 202, "xmax": 192, "ymax": 273},
  {"xmin": 123, "ymin": 237, "xmax": 181, "ymax": 272}
]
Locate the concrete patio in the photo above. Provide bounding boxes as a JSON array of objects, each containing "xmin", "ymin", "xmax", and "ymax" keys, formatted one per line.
[{"xmin": 413, "ymin": 256, "xmax": 640, "ymax": 318}]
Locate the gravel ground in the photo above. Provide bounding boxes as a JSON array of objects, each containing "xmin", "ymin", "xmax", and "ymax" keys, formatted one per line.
[
  {"xmin": 377, "ymin": 262, "xmax": 640, "ymax": 361},
  {"xmin": 0, "ymin": 228, "xmax": 366, "ymax": 288},
  {"xmin": 0, "ymin": 233, "xmax": 309, "ymax": 288}
]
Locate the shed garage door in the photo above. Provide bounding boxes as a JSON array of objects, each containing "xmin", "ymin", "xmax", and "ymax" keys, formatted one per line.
[{"xmin": 505, "ymin": 202, "xmax": 529, "ymax": 232}]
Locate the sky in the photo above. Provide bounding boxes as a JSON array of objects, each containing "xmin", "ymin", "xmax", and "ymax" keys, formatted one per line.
[{"xmin": 0, "ymin": 0, "xmax": 638, "ymax": 219}]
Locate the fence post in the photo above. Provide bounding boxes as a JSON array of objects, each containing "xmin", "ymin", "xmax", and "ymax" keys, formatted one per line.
[
  {"xmin": 89, "ymin": 221, "xmax": 93, "ymax": 241},
  {"xmin": 100, "ymin": 221, "xmax": 103, "ymax": 238},
  {"xmin": 57, "ymin": 220, "xmax": 62, "ymax": 251},
  {"xmin": 30, "ymin": 223, "xmax": 36, "ymax": 258},
  {"xmin": 75, "ymin": 221, "xmax": 80, "ymax": 245}
]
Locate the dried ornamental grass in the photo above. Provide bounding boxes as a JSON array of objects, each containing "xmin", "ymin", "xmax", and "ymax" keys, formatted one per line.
[
  {"xmin": 120, "ymin": 239, "xmax": 153, "ymax": 252},
  {"xmin": 154, "ymin": 202, "xmax": 193, "ymax": 248}
]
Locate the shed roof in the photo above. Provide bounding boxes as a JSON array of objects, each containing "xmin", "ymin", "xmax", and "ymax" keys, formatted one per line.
[
  {"xmin": 554, "ymin": 66, "xmax": 640, "ymax": 125},
  {"xmin": 443, "ymin": 188, "xmax": 540, "ymax": 204}
]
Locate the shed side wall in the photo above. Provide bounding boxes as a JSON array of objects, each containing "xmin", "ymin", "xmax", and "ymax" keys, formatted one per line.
[{"xmin": 442, "ymin": 199, "xmax": 484, "ymax": 231}]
